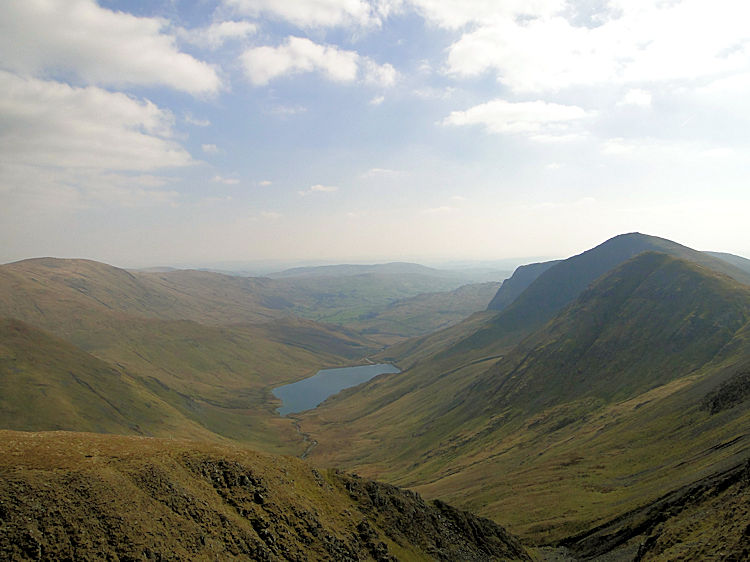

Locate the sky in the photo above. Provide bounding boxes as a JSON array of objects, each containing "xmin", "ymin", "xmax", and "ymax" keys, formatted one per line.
[{"xmin": 1, "ymin": 0, "xmax": 749, "ymax": 268}]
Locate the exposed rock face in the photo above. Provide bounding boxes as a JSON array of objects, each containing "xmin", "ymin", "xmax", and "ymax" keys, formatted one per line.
[
  {"xmin": 702, "ymin": 371, "xmax": 750, "ymax": 415},
  {"xmin": 0, "ymin": 430, "xmax": 530, "ymax": 561}
]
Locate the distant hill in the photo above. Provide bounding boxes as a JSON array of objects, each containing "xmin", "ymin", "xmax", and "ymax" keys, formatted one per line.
[
  {"xmin": 706, "ymin": 250, "xmax": 750, "ymax": 274},
  {"xmin": 348, "ymin": 281, "xmax": 502, "ymax": 344},
  {"xmin": 268, "ymin": 261, "xmax": 447, "ymax": 279},
  {"xmin": 0, "ymin": 430, "xmax": 530, "ymax": 561}
]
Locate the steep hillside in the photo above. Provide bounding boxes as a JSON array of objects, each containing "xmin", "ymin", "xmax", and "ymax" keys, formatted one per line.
[
  {"xmin": 300, "ymin": 252, "xmax": 750, "ymax": 543},
  {"xmin": 0, "ymin": 430, "xmax": 530, "ymax": 561},
  {"xmin": 472, "ymin": 252, "xmax": 750, "ymax": 411},
  {"xmin": 386, "ymin": 232, "xmax": 750, "ymax": 375},
  {"xmin": 556, "ymin": 458, "xmax": 750, "ymax": 560},
  {"xmin": 0, "ymin": 318, "xmax": 214, "ymax": 441},
  {"xmin": 486, "ymin": 260, "xmax": 560, "ymax": 311}
]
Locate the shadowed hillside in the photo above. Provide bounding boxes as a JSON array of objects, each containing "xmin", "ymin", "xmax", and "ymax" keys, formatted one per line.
[
  {"xmin": 486, "ymin": 260, "xmax": 560, "ymax": 311},
  {"xmin": 381, "ymin": 232, "xmax": 750, "ymax": 376}
]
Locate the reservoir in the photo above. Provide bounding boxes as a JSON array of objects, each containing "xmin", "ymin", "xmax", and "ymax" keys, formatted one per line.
[{"xmin": 273, "ymin": 363, "xmax": 400, "ymax": 416}]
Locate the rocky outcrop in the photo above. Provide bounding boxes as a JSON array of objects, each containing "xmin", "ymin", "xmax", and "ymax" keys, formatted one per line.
[{"xmin": 0, "ymin": 431, "xmax": 529, "ymax": 561}]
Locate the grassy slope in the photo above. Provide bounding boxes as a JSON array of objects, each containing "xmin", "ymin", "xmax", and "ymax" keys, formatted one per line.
[
  {"xmin": 0, "ymin": 258, "xmax": 285, "ymax": 328},
  {"xmin": 0, "ymin": 430, "xmax": 530, "ymax": 561},
  {"xmin": 0, "ymin": 318, "xmax": 217, "ymax": 441},
  {"xmin": 300, "ymin": 253, "xmax": 750, "ymax": 543}
]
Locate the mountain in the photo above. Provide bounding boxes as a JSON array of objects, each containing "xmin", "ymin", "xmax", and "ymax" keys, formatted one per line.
[
  {"xmin": 389, "ymin": 232, "xmax": 750, "ymax": 371},
  {"xmin": 298, "ymin": 250, "xmax": 750, "ymax": 544},
  {"xmin": 486, "ymin": 260, "xmax": 560, "ymax": 311},
  {"xmin": 471, "ymin": 252, "xmax": 750, "ymax": 410},
  {"xmin": 0, "ymin": 430, "xmax": 530, "ymax": 561}
]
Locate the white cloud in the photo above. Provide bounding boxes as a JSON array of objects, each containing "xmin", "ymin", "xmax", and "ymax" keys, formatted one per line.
[
  {"xmin": 258, "ymin": 180, "xmax": 273, "ymax": 186},
  {"xmin": 0, "ymin": 0, "xmax": 220, "ymax": 95},
  {"xmin": 202, "ymin": 144, "xmax": 219, "ymax": 153},
  {"xmin": 268, "ymin": 104, "xmax": 308, "ymax": 116},
  {"xmin": 224, "ymin": 0, "xmax": 379, "ymax": 28},
  {"xmin": 180, "ymin": 20, "xmax": 257, "ymax": 50},
  {"xmin": 619, "ymin": 88, "xmax": 652, "ymax": 107},
  {"xmin": 0, "ymin": 69, "xmax": 188, "ymax": 214},
  {"xmin": 241, "ymin": 37, "xmax": 359, "ymax": 85},
  {"xmin": 362, "ymin": 167, "xmax": 402, "ymax": 177},
  {"xmin": 435, "ymin": 1, "xmax": 750, "ymax": 93},
  {"xmin": 241, "ymin": 37, "xmax": 397, "ymax": 87},
  {"xmin": 212, "ymin": 175, "xmax": 241, "ymax": 185},
  {"xmin": 0, "ymin": 163, "xmax": 180, "ymax": 215},
  {"xmin": 701, "ymin": 147, "xmax": 736, "ymax": 158},
  {"xmin": 261, "ymin": 211, "xmax": 283, "ymax": 219},
  {"xmin": 299, "ymin": 183, "xmax": 339, "ymax": 195},
  {"xmin": 185, "ymin": 114, "xmax": 211, "ymax": 127},
  {"xmin": 600, "ymin": 137, "xmax": 743, "ymax": 163},
  {"xmin": 362, "ymin": 60, "xmax": 398, "ymax": 86},
  {"xmin": 407, "ymin": 0, "xmax": 561, "ymax": 29},
  {"xmin": 370, "ymin": 95, "xmax": 386, "ymax": 105},
  {"xmin": 0, "ymin": 71, "xmax": 191, "ymax": 171},
  {"xmin": 311, "ymin": 183, "xmax": 339, "ymax": 192},
  {"xmin": 443, "ymin": 99, "xmax": 592, "ymax": 140}
]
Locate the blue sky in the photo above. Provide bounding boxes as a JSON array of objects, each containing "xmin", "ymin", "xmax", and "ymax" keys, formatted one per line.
[{"xmin": 1, "ymin": 0, "xmax": 749, "ymax": 267}]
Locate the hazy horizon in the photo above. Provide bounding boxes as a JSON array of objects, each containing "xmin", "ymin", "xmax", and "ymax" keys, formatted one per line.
[{"xmin": 2, "ymin": 1, "xmax": 749, "ymax": 265}]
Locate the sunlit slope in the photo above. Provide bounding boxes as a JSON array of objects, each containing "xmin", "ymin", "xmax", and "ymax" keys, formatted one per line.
[
  {"xmin": 301, "ymin": 252, "xmax": 750, "ymax": 543},
  {"xmin": 0, "ymin": 313, "xmax": 376, "ymax": 454},
  {"xmin": 77, "ymin": 317, "xmax": 377, "ymax": 453},
  {"xmin": 0, "ymin": 318, "xmax": 215, "ymax": 440},
  {"xmin": 0, "ymin": 258, "xmax": 288, "ymax": 328},
  {"xmin": 0, "ymin": 430, "xmax": 530, "ymax": 561}
]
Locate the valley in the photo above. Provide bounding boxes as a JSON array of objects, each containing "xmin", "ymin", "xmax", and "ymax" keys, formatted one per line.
[{"xmin": 1, "ymin": 233, "xmax": 749, "ymax": 560}]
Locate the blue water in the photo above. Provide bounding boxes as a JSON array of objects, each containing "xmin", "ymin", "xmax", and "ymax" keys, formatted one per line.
[{"xmin": 273, "ymin": 363, "xmax": 400, "ymax": 416}]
